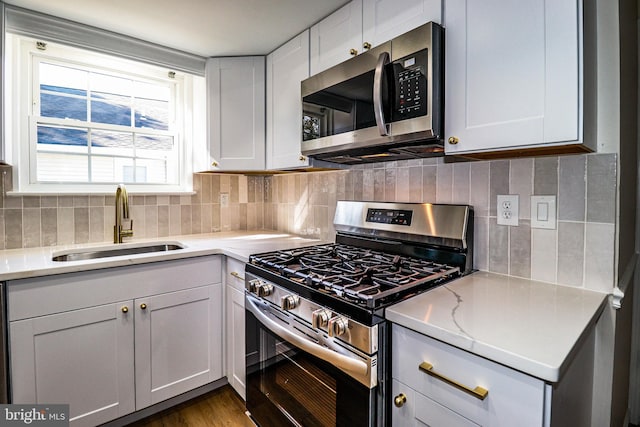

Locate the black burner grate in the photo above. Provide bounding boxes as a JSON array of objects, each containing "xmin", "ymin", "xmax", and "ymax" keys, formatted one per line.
[{"xmin": 250, "ymin": 243, "xmax": 460, "ymax": 308}]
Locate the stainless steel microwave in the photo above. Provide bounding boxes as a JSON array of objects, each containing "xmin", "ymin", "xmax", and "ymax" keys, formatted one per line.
[{"xmin": 301, "ymin": 22, "xmax": 444, "ymax": 164}]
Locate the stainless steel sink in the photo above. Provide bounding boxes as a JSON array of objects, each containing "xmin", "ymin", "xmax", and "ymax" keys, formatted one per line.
[{"xmin": 52, "ymin": 243, "xmax": 184, "ymax": 262}]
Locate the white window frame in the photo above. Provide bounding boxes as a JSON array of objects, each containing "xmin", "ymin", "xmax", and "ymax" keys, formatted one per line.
[{"xmin": 5, "ymin": 33, "xmax": 203, "ymax": 194}]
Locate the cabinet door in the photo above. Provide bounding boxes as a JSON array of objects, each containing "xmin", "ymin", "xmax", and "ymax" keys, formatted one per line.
[
  {"xmin": 207, "ymin": 57, "xmax": 265, "ymax": 170},
  {"xmin": 362, "ymin": 0, "xmax": 442, "ymax": 47},
  {"xmin": 10, "ymin": 302, "xmax": 135, "ymax": 427},
  {"xmin": 444, "ymin": 0, "xmax": 581, "ymax": 155},
  {"xmin": 225, "ymin": 258, "xmax": 246, "ymax": 399},
  {"xmin": 135, "ymin": 284, "xmax": 222, "ymax": 409},
  {"xmin": 310, "ymin": 0, "xmax": 363, "ymax": 75},
  {"xmin": 266, "ymin": 30, "xmax": 310, "ymax": 170}
]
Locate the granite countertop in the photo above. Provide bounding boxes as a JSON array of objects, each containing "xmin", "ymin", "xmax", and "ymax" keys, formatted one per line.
[
  {"xmin": 385, "ymin": 271, "xmax": 609, "ymax": 383},
  {"xmin": 0, "ymin": 231, "xmax": 322, "ymax": 281}
]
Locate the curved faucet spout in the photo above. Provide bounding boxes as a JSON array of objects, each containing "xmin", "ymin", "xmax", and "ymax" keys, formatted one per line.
[{"xmin": 114, "ymin": 184, "xmax": 134, "ymax": 243}]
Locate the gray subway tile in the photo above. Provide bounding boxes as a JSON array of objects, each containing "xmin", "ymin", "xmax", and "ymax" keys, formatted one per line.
[
  {"xmin": 586, "ymin": 154, "xmax": 616, "ymax": 223},
  {"xmin": 23, "ymin": 208, "xmax": 41, "ymax": 248},
  {"xmin": 436, "ymin": 163, "xmax": 453, "ymax": 204},
  {"xmin": 530, "ymin": 228, "xmax": 557, "ymax": 283},
  {"xmin": 488, "ymin": 218, "xmax": 509, "ymax": 274},
  {"xmin": 373, "ymin": 169, "xmax": 385, "ymax": 201},
  {"xmin": 180, "ymin": 205, "xmax": 192, "ymax": 235},
  {"xmin": 145, "ymin": 205, "xmax": 159, "ymax": 238},
  {"xmin": 385, "ymin": 168, "xmax": 397, "ymax": 202},
  {"xmin": 74, "ymin": 207, "xmax": 89, "ymax": 244},
  {"xmin": 473, "ymin": 216, "xmax": 489, "ymax": 271},
  {"xmin": 584, "ymin": 222, "xmax": 615, "ymax": 292},
  {"xmin": 509, "ymin": 221, "xmax": 531, "ymax": 279},
  {"xmin": 23, "ymin": 196, "xmax": 41, "ymax": 208},
  {"xmin": 558, "ymin": 155, "xmax": 586, "ymax": 221},
  {"xmin": 5, "ymin": 209, "xmax": 22, "ymax": 249},
  {"xmin": 534, "ymin": 157, "xmax": 558, "ymax": 195},
  {"xmin": 489, "ymin": 160, "xmax": 509, "ymax": 216},
  {"xmin": 57, "ymin": 207, "xmax": 75, "ymax": 245},
  {"xmin": 89, "ymin": 207, "xmax": 105, "ymax": 243},
  {"xmin": 557, "ymin": 221, "xmax": 585, "ymax": 287},
  {"xmin": 422, "ymin": 165, "xmax": 437, "ymax": 203},
  {"xmin": 409, "ymin": 167, "xmax": 422, "ymax": 202},
  {"xmin": 509, "ymin": 158, "xmax": 533, "ymax": 219},
  {"xmin": 396, "ymin": 167, "xmax": 410, "ymax": 202},
  {"xmin": 452, "ymin": 163, "xmax": 470, "ymax": 205},
  {"xmin": 469, "ymin": 162, "xmax": 490, "ymax": 216}
]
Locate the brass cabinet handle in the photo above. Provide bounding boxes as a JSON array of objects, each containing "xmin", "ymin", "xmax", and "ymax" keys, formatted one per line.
[
  {"xmin": 212, "ymin": 161, "xmax": 219, "ymax": 167},
  {"xmin": 394, "ymin": 393, "xmax": 407, "ymax": 407},
  {"xmin": 419, "ymin": 362, "xmax": 488, "ymax": 400},
  {"xmin": 363, "ymin": 42, "xmax": 372, "ymax": 50},
  {"xmin": 121, "ymin": 306, "xmax": 129, "ymax": 313},
  {"xmin": 299, "ymin": 155, "xmax": 307, "ymax": 161},
  {"xmin": 140, "ymin": 303, "xmax": 147, "ymax": 310},
  {"xmin": 230, "ymin": 271, "xmax": 245, "ymax": 281},
  {"xmin": 448, "ymin": 136, "xmax": 459, "ymax": 145},
  {"xmin": 349, "ymin": 48, "xmax": 358, "ymax": 56}
]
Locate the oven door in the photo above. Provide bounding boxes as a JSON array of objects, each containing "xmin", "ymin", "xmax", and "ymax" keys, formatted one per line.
[{"xmin": 245, "ymin": 293, "xmax": 378, "ymax": 427}]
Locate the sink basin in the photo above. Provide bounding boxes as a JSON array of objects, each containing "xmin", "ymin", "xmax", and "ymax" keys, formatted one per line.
[{"xmin": 52, "ymin": 242, "xmax": 185, "ymax": 262}]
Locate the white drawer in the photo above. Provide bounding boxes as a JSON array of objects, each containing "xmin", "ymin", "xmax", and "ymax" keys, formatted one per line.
[
  {"xmin": 392, "ymin": 324, "xmax": 546, "ymax": 426},
  {"xmin": 225, "ymin": 258, "xmax": 246, "ymax": 292},
  {"xmin": 392, "ymin": 379, "xmax": 480, "ymax": 427}
]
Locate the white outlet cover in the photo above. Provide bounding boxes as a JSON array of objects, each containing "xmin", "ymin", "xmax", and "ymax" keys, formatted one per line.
[
  {"xmin": 497, "ymin": 195, "xmax": 519, "ymax": 226},
  {"xmin": 531, "ymin": 195, "xmax": 556, "ymax": 229}
]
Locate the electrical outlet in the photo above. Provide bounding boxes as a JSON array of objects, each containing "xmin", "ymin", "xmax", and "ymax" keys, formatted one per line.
[
  {"xmin": 497, "ymin": 195, "xmax": 519, "ymax": 226},
  {"xmin": 220, "ymin": 193, "xmax": 229, "ymax": 208}
]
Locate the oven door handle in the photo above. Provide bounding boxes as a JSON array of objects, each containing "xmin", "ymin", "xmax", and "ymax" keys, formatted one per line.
[{"xmin": 246, "ymin": 296, "xmax": 369, "ymax": 377}]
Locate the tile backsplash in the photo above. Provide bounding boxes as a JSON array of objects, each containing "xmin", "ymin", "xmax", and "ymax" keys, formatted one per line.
[
  {"xmin": 263, "ymin": 153, "xmax": 617, "ymax": 293},
  {"xmin": 0, "ymin": 152, "xmax": 617, "ymax": 292}
]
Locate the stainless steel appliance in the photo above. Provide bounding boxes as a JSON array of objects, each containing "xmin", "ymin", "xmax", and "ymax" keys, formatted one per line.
[
  {"xmin": 301, "ymin": 23, "xmax": 444, "ymax": 164},
  {"xmin": 245, "ymin": 201, "xmax": 473, "ymax": 427}
]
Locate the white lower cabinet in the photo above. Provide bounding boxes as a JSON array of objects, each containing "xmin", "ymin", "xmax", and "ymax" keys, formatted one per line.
[
  {"xmin": 392, "ymin": 324, "xmax": 545, "ymax": 426},
  {"xmin": 10, "ymin": 302, "xmax": 135, "ymax": 426},
  {"xmin": 225, "ymin": 258, "xmax": 246, "ymax": 399},
  {"xmin": 8, "ymin": 256, "xmax": 223, "ymax": 427},
  {"xmin": 134, "ymin": 285, "xmax": 222, "ymax": 409}
]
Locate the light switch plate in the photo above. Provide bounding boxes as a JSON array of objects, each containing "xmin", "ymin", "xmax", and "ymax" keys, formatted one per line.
[
  {"xmin": 531, "ymin": 195, "xmax": 556, "ymax": 229},
  {"xmin": 497, "ymin": 195, "xmax": 519, "ymax": 226}
]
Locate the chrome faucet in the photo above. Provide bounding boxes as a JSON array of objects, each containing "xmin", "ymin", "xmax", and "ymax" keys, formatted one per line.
[{"xmin": 114, "ymin": 184, "xmax": 133, "ymax": 243}]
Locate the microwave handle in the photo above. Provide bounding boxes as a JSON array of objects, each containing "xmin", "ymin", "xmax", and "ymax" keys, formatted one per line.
[{"xmin": 373, "ymin": 51, "xmax": 390, "ymax": 136}]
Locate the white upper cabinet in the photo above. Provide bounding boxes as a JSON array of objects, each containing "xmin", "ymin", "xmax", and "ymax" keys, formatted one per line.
[
  {"xmin": 310, "ymin": 0, "xmax": 442, "ymax": 75},
  {"xmin": 362, "ymin": 0, "xmax": 442, "ymax": 48},
  {"xmin": 207, "ymin": 57, "xmax": 265, "ymax": 170},
  {"xmin": 444, "ymin": 0, "xmax": 588, "ymax": 155},
  {"xmin": 310, "ymin": 0, "xmax": 363, "ymax": 75},
  {"xmin": 266, "ymin": 30, "xmax": 310, "ymax": 170}
]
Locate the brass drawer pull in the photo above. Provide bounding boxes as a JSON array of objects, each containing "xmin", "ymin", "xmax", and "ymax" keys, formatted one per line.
[
  {"xmin": 419, "ymin": 362, "xmax": 488, "ymax": 400},
  {"xmin": 140, "ymin": 303, "xmax": 147, "ymax": 310},
  {"xmin": 230, "ymin": 271, "xmax": 245, "ymax": 281}
]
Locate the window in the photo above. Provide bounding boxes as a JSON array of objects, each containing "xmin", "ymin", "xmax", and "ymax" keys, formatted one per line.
[{"xmin": 6, "ymin": 34, "xmax": 203, "ymax": 193}]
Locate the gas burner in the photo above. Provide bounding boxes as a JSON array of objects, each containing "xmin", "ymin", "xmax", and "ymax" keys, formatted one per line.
[{"xmin": 250, "ymin": 243, "xmax": 461, "ymax": 308}]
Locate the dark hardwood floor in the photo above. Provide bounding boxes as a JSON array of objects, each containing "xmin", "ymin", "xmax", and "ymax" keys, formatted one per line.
[{"xmin": 127, "ymin": 386, "xmax": 254, "ymax": 427}]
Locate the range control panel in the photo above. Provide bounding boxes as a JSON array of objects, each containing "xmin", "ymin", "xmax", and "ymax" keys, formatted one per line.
[{"xmin": 366, "ymin": 208, "xmax": 413, "ymax": 226}]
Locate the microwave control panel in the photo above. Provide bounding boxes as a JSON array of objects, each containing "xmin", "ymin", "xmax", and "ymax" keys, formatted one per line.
[{"xmin": 392, "ymin": 49, "xmax": 428, "ymax": 121}]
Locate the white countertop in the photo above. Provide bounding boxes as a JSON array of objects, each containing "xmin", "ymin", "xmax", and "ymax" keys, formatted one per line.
[
  {"xmin": 385, "ymin": 271, "xmax": 608, "ymax": 383},
  {"xmin": 0, "ymin": 231, "xmax": 322, "ymax": 281}
]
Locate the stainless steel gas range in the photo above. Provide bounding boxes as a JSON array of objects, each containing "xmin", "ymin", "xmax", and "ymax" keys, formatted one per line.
[{"xmin": 245, "ymin": 201, "xmax": 473, "ymax": 427}]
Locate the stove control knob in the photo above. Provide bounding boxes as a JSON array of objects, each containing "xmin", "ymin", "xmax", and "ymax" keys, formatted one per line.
[
  {"xmin": 248, "ymin": 279, "xmax": 261, "ymax": 293},
  {"xmin": 312, "ymin": 309, "xmax": 331, "ymax": 329},
  {"xmin": 256, "ymin": 282, "xmax": 274, "ymax": 297},
  {"xmin": 328, "ymin": 316, "xmax": 349, "ymax": 337},
  {"xmin": 281, "ymin": 295, "xmax": 300, "ymax": 311}
]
